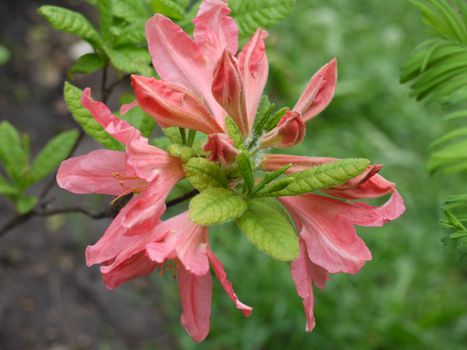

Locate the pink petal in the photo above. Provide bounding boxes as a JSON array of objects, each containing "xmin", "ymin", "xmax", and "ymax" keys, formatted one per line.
[
  {"xmin": 203, "ymin": 133, "xmax": 239, "ymax": 166},
  {"xmin": 207, "ymin": 249, "xmax": 252, "ymax": 317},
  {"xmin": 293, "ymin": 58, "xmax": 337, "ymax": 121},
  {"xmin": 120, "ymin": 100, "xmax": 138, "ymax": 115},
  {"xmin": 57, "ymin": 150, "xmax": 127, "ymax": 195},
  {"xmin": 178, "ymin": 264, "xmax": 212, "ymax": 343},
  {"xmin": 237, "ymin": 29, "xmax": 269, "ymax": 131},
  {"xmin": 281, "ymin": 194, "xmax": 372, "ymax": 274},
  {"xmin": 261, "ymin": 154, "xmax": 336, "ymax": 174},
  {"xmin": 101, "ymin": 251, "xmax": 159, "ymax": 289},
  {"xmin": 81, "ymin": 88, "xmax": 141, "ymax": 145},
  {"xmin": 291, "ymin": 239, "xmax": 329, "ymax": 332},
  {"xmin": 145, "ymin": 15, "xmax": 224, "ymax": 122},
  {"xmin": 132, "ymin": 75, "xmax": 224, "ymax": 134},
  {"xmin": 212, "ymin": 50, "xmax": 249, "ymax": 135},
  {"xmin": 260, "ymin": 110, "xmax": 306, "ymax": 149},
  {"xmin": 126, "ymin": 137, "xmax": 182, "ymax": 183},
  {"xmin": 193, "ymin": 0, "xmax": 238, "ymax": 61},
  {"xmin": 326, "ymin": 173, "xmax": 396, "ymax": 200}
]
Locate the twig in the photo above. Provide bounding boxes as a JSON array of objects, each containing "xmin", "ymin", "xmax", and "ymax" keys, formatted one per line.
[{"xmin": 166, "ymin": 189, "xmax": 199, "ymax": 207}]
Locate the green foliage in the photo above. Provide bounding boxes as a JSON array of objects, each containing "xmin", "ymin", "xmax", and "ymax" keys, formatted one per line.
[
  {"xmin": 69, "ymin": 53, "xmax": 106, "ymax": 76},
  {"xmin": 236, "ymin": 198, "xmax": 298, "ymax": 261},
  {"xmin": 0, "ymin": 44, "xmax": 11, "ymax": 65},
  {"xmin": 257, "ymin": 158, "xmax": 370, "ymax": 197},
  {"xmin": 30, "ymin": 129, "xmax": 80, "ymax": 184},
  {"xmin": 251, "ymin": 164, "xmax": 291, "ymax": 196},
  {"xmin": 189, "ymin": 188, "xmax": 247, "ymax": 225},
  {"xmin": 402, "ymin": 0, "xmax": 467, "ymax": 253},
  {"xmin": 225, "ymin": 116, "xmax": 244, "ymax": 149},
  {"xmin": 150, "ymin": 0, "xmax": 186, "ymax": 20},
  {"xmin": 63, "ymin": 82, "xmax": 121, "ymax": 150},
  {"xmin": 0, "ymin": 121, "xmax": 30, "ymax": 185},
  {"xmin": 38, "ymin": 6, "xmax": 103, "ymax": 48},
  {"xmin": 229, "ymin": 0, "xmax": 296, "ymax": 37},
  {"xmin": 236, "ymin": 151, "xmax": 254, "ymax": 194},
  {"xmin": 184, "ymin": 157, "xmax": 228, "ymax": 191}
]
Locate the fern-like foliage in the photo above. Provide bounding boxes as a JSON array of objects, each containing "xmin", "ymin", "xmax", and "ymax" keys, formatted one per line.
[{"xmin": 401, "ymin": 0, "xmax": 467, "ymax": 253}]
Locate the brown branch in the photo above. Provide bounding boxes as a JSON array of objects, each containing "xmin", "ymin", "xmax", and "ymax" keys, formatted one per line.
[{"xmin": 166, "ymin": 189, "xmax": 199, "ymax": 207}]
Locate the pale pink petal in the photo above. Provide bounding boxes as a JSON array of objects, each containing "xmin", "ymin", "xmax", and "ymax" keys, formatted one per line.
[
  {"xmin": 145, "ymin": 15, "xmax": 224, "ymax": 122},
  {"xmin": 294, "ymin": 58, "xmax": 337, "ymax": 122},
  {"xmin": 326, "ymin": 173, "xmax": 396, "ymax": 200},
  {"xmin": 212, "ymin": 50, "xmax": 248, "ymax": 135},
  {"xmin": 260, "ymin": 110, "xmax": 306, "ymax": 149},
  {"xmin": 120, "ymin": 166, "xmax": 184, "ymax": 229},
  {"xmin": 207, "ymin": 249, "xmax": 252, "ymax": 317},
  {"xmin": 81, "ymin": 88, "xmax": 141, "ymax": 145},
  {"xmin": 238, "ymin": 29, "xmax": 269, "ymax": 131},
  {"xmin": 193, "ymin": 0, "xmax": 238, "ymax": 61},
  {"xmin": 178, "ymin": 264, "xmax": 212, "ymax": 343},
  {"xmin": 203, "ymin": 133, "xmax": 239, "ymax": 166},
  {"xmin": 126, "ymin": 137, "xmax": 182, "ymax": 183},
  {"xmin": 101, "ymin": 251, "xmax": 159, "ymax": 289},
  {"xmin": 281, "ymin": 194, "xmax": 372, "ymax": 274},
  {"xmin": 120, "ymin": 100, "xmax": 138, "ymax": 115},
  {"xmin": 132, "ymin": 75, "xmax": 224, "ymax": 134},
  {"xmin": 57, "ymin": 150, "xmax": 127, "ymax": 195},
  {"xmin": 291, "ymin": 239, "xmax": 329, "ymax": 332},
  {"xmin": 260, "ymin": 153, "xmax": 335, "ymax": 174}
]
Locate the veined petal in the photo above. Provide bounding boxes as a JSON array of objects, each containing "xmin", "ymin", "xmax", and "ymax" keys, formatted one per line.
[
  {"xmin": 81, "ymin": 88, "xmax": 141, "ymax": 145},
  {"xmin": 194, "ymin": 0, "xmax": 238, "ymax": 61},
  {"xmin": 281, "ymin": 194, "xmax": 372, "ymax": 274},
  {"xmin": 238, "ymin": 29, "xmax": 268, "ymax": 131},
  {"xmin": 212, "ymin": 50, "xmax": 248, "ymax": 135},
  {"xmin": 132, "ymin": 76, "xmax": 224, "ymax": 134},
  {"xmin": 126, "ymin": 137, "xmax": 182, "ymax": 183},
  {"xmin": 294, "ymin": 58, "xmax": 337, "ymax": 122},
  {"xmin": 120, "ymin": 100, "xmax": 138, "ymax": 115},
  {"xmin": 203, "ymin": 133, "xmax": 239, "ymax": 166},
  {"xmin": 207, "ymin": 249, "xmax": 252, "ymax": 317},
  {"xmin": 145, "ymin": 15, "xmax": 224, "ymax": 122},
  {"xmin": 57, "ymin": 150, "xmax": 128, "ymax": 195},
  {"xmin": 178, "ymin": 264, "xmax": 212, "ymax": 343},
  {"xmin": 101, "ymin": 251, "xmax": 159, "ymax": 289},
  {"xmin": 291, "ymin": 239, "xmax": 329, "ymax": 332}
]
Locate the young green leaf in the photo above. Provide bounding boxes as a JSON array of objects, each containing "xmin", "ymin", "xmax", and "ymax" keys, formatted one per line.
[
  {"xmin": 30, "ymin": 129, "xmax": 80, "ymax": 185},
  {"xmin": 38, "ymin": 6, "xmax": 103, "ymax": 49},
  {"xmin": 263, "ymin": 107, "xmax": 288, "ymax": 131},
  {"xmin": 253, "ymin": 95, "xmax": 275, "ymax": 136},
  {"xmin": 0, "ymin": 175, "xmax": 17, "ymax": 196},
  {"xmin": 97, "ymin": 0, "xmax": 113, "ymax": 41},
  {"xmin": 69, "ymin": 53, "xmax": 106, "ymax": 76},
  {"xmin": 236, "ymin": 198, "xmax": 299, "ymax": 261},
  {"xmin": 225, "ymin": 116, "xmax": 244, "ymax": 149},
  {"xmin": 258, "ymin": 158, "xmax": 370, "ymax": 197},
  {"xmin": 16, "ymin": 195, "xmax": 38, "ymax": 214},
  {"xmin": 150, "ymin": 0, "xmax": 186, "ymax": 20},
  {"xmin": 236, "ymin": 151, "xmax": 254, "ymax": 194},
  {"xmin": 0, "ymin": 121, "xmax": 29, "ymax": 185},
  {"xmin": 189, "ymin": 188, "xmax": 247, "ymax": 225},
  {"xmin": 251, "ymin": 164, "xmax": 292, "ymax": 196},
  {"xmin": 229, "ymin": 0, "xmax": 296, "ymax": 37},
  {"xmin": 64, "ymin": 82, "xmax": 121, "ymax": 150},
  {"xmin": 184, "ymin": 157, "xmax": 228, "ymax": 191},
  {"xmin": 112, "ymin": 0, "xmax": 151, "ymax": 23},
  {"xmin": 112, "ymin": 21, "xmax": 146, "ymax": 46},
  {"xmin": 103, "ymin": 46, "xmax": 153, "ymax": 76},
  {"xmin": 167, "ymin": 144, "xmax": 194, "ymax": 162}
]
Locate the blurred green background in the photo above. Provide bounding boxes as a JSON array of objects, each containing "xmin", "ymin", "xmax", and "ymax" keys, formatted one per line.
[
  {"xmin": 158, "ymin": 0, "xmax": 467, "ymax": 349},
  {"xmin": 1, "ymin": 0, "xmax": 467, "ymax": 349}
]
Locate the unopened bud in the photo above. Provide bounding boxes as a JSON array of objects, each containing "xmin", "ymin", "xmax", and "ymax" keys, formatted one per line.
[{"xmin": 260, "ymin": 111, "xmax": 306, "ymax": 148}]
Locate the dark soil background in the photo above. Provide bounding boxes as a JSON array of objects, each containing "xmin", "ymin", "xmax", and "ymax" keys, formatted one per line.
[{"xmin": 0, "ymin": 1, "xmax": 174, "ymax": 349}]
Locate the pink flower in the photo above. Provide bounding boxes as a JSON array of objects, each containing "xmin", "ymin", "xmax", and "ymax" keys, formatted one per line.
[
  {"xmin": 203, "ymin": 133, "xmax": 239, "ymax": 166},
  {"xmin": 130, "ymin": 0, "xmax": 267, "ymax": 136},
  {"xmin": 261, "ymin": 154, "xmax": 405, "ymax": 329},
  {"xmin": 57, "ymin": 88, "xmax": 184, "ymax": 268},
  {"xmin": 101, "ymin": 212, "xmax": 252, "ymax": 343},
  {"xmin": 260, "ymin": 110, "xmax": 306, "ymax": 148}
]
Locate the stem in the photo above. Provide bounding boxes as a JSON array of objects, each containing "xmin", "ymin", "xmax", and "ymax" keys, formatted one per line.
[
  {"xmin": 179, "ymin": 128, "xmax": 187, "ymax": 145},
  {"xmin": 166, "ymin": 189, "xmax": 199, "ymax": 207},
  {"xmin": 187, "ymin": 130, "xmax": 197, "ymax": 147}
]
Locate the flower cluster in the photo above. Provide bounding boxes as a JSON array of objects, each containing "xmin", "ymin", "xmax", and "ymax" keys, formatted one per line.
[{"xmin": 57, "ymin": 0, "xmax": 404, "ymax": 342}]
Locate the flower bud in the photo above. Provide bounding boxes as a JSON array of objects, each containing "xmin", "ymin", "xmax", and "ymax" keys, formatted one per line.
[
  {"xmin": 260, "ymin": 110, "xmax": 306, "ymax": 149},
  {"xmin": 203, "ymin": 133, "xmax": 240, "ymax": 166}
]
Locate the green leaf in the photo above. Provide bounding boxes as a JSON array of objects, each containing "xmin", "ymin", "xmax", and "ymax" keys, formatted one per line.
[
  {"xmin": 229, "ymin": 0, "xmax": 296, "ymax": 37},
  {"xmin": 64, "ymin": 82, "xmax": 121, "ymax": 150},
  {"xmin": 236, "ymin": 198, "xmax": 298, "ymax": 261},
  {"xmin": 189, "ymin": 188, "xmax": 247, "ymax": 225},
  {"xmin": 104, "ymin": 46, "xmax": 153, "ymax": 75},
  {"xmin": 112, "ymin": 0, "xmax": 150, "ymax": 23},
  {"xmin": 167, "ymin": 144, "xmax": 194, "ymax": 162},
  {"xmin": 258, "ymin": 158, "xmax": 370, "ymax": 197},
  {"xmin": 264, "ymin": 107, "xmax": 288, "ymax": 132},
  {"xmin": 69, "ymin": 53, "xmax": 106, "ymax": 76},
  {"xmin": 16, "ymin": 195, "xmax": 38, "ymax": 214},
  {"xmin": 150, "ymin": 0, "xmax": 186, "ymax": 20},
  {"xmin": 162, "ymin": 127, "xmax": 183, "ymax": 144},
  {"xmin": 0, "ymin": 121, "xmax": 29, "ymax": 185},
  {"xmin": 253, "ymin": 95, "xmax": 275, "ymax": 136},
  {"xmin": 112, "ymin": 20, "xmax": 146, "ymax": 46},
  {"xmin": 118, "ymin": 104, "xmax": 156, "ymax": 138},
  {"xmin": 0, "ymin": 44, "xmax": 11, "ymax": 65},
  {"xmin": 184, "ymin": 157, "xmax": 228, "ymax": 191},
  {"xmin": 251, "ymin": 164, "xmax": 292, "ymax": 195},
  {"xmin": 0, "ymin": 175, "xmax": 17, "ymax": 196},
  {"xmin": 30, "ymin": 129, "xmax": 80, "ymax": 184},
  {"xmin": 236, "ymin": 151, "xmax": 254, "ymax": 194},
  {"xmin": 97, "ymin": 0, "xmax": 113, "ymax": 40},
  {"xmin": 225, "ymin": 116, "xmax": 244, "ymax": 149},
  {"xmin": 38, "ymin": 6, "xmax": 103, "ymax": 48}
]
